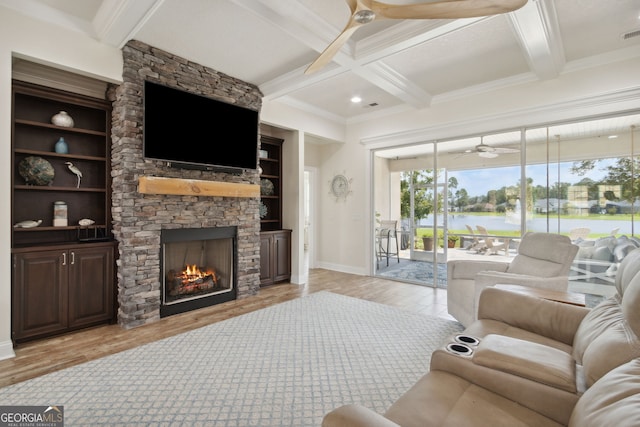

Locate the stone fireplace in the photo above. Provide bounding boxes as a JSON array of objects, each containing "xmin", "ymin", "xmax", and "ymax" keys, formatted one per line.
[{"xmin": 109, "ymin": 40, "xmax": 263, "ymax": 328}]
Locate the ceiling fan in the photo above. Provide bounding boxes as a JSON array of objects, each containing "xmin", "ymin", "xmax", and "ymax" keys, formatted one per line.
[
  {"xmin": 463, "ymin": 138, "xmax": 520, "ymax": 158},
  {"xmin": 305, "ymin": 0, "xmax": 528, "ymax": 75}
]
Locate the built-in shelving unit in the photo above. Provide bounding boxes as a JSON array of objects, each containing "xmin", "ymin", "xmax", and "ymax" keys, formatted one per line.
[
  {"xmin": 10, "ymin": 80, "xmax": 115, "ymax": 344},
  {"xmin": 259, "ymin": 135, "xmax": 291, "ymax": 286},
  {"xmin": 259, "ymin": 135, "xmax": 283, "ymax": 231}
]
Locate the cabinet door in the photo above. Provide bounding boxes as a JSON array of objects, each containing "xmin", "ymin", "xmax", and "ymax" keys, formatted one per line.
[
  {"xmin": 68, "ymin": 245, "xmax": 114, "ymax": 328},
  {"xmin": 259, "ymin": 234, "xmax": 274, "ymax": 286},
  {"xmin": 12, "ymin": 251, "xmax": 68, "ymax": 341},
  {"xmin": 273, "ymin": 231, "xmax": 292, "ymax": 282}
]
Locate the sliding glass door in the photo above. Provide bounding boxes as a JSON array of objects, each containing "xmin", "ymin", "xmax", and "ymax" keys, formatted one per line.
[{"xmin": 373, "ymin": 111, "xmax": 639, "ymax": 301}]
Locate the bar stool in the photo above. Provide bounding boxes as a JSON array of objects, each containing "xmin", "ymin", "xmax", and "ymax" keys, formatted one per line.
[{"xmin": 376, "ymin": 220, "xmax": 400, "ymax": 267}]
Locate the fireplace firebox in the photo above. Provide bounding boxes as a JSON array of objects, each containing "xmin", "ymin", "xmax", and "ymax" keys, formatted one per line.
[{"xmin": 160, "ymin": 227, "xmax": 237, "ymax": 317}]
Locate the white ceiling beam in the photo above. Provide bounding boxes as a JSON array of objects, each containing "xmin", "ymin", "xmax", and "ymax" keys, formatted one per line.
[
  {"xmin": 508, "ymin": 0, "xmax": 565, "ymax": 80},
  {"xmin": 356, "ymin": 17, "xmax": 484, "ymax": 62},
  {"xmin": 229, "ymin": 0, "xmax": 344, "ymax": 55},
  {"xmin": 93, "ymin": 0, "xmax": 165, "ymax": 48},
  {"xmin": 245, "ymin": 0, "xmax": 451, "ymax": 107},
  {"xmin": 353, "ymin": 62, "xmax": 432, "ymax": 108}
]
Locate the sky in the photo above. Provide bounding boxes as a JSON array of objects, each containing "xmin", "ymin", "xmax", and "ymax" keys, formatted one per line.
[{"xmin": 450, "ymin": 159, "xmax": 615, "ymax": 199}]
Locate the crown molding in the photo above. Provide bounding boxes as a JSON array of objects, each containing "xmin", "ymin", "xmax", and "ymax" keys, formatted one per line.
[{"xmin": 361, "ymin": 86, "xmax": 640, "ymax": 149}]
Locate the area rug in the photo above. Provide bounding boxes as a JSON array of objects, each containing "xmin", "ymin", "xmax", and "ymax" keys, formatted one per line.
[
  {"xmin": 377, "ymin": 260, "xmax": 448, "ymax": 288},
  {"xmin": 0, "ymin": 291, "xmax": 463, "ymax": 426}
]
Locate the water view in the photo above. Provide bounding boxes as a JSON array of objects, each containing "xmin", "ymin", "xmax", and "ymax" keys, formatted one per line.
[{"xmin": 418, "ymin": 214, "xmax": 632, "ymax": 237}]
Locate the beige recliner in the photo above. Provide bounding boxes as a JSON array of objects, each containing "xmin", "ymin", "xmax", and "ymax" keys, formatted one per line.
[{"xmin": 447, "ymin": 232, "xmax": 578, "ymax": 326}]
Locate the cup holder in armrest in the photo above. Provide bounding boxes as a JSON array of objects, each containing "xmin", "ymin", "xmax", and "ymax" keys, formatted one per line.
[
  {"xmin": 454, "ymin": 334, "xmax": 480, "ymax": 346},
  {"xmin": 446, "ymin": 342, "xmax": 473, "ymax": 356}
]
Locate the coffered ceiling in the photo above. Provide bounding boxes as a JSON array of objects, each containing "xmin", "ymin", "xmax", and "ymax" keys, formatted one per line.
[{"xmin": 4, "ymin": 0, "xmax": 639, "ymax": 126}]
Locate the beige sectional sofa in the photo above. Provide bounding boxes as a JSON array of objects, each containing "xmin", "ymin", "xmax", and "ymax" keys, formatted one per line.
[{"xmin": 322, "ymin": 248, "xmax": 640, "ymax": 427}]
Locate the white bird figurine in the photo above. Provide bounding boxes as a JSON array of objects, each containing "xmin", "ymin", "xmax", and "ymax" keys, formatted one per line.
[{"xmin": 65, "ymin": 162, "xmax": 82, "ymax": 188}]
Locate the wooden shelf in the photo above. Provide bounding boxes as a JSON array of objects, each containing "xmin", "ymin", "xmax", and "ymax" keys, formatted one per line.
[
  {"xmin": 14, "ymin": 185, "xmax": 106, "ymax": 192},
  {"xmin": 15, "ymin": 118, "xmax": 107, "ymax": 136},
  {"xmin": 14, "ymin": 148, "xmax": 106, "ymax": 162},
  {"xmin": 13, "ymin": 225, "xmax": 107, "ymax": 232}
]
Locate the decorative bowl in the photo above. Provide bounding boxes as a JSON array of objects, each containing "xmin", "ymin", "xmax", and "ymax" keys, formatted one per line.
[
  {"xmin": 260, "ymin": 179, "xmax": 274, "ymax": 196},
  {"xmin": 18, "ymin": 156, "xmax": 55, "ymax": 186}
]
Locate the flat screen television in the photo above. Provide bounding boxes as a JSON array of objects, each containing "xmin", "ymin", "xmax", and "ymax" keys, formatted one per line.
[{"xmin": 143, "ymin": 80, "xmax": 259, "ymax": 172}]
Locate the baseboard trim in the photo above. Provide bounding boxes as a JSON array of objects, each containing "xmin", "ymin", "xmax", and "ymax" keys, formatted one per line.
[
  {"xmin": 316, "ymin": 262, "xmax": 366, "ymax": 276},
  {"xmin": 0, "ymin": 340, "xmax": 15, "ymax": 361}
]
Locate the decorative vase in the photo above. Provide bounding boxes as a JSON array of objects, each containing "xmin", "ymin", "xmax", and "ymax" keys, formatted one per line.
[
  {"xmin": 51, "ymin": 111, "xmax": 74, "ymax": 128},
  {"xmin": 54, "ymin": 137, "xmax": 69, "ymax": 154}
]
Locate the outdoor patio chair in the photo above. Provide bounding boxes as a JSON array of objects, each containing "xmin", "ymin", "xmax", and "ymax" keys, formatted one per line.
[
  {"xmin": 476, "ymin": 225, "xmax": 509, "ymax": 256},
  {"xmin": 464, "ymin": 224, "xmax": 486, "ymax": 253},
  {"xmin": 569, "ymin": 227, "xmax": 590, "ymax": 242}
]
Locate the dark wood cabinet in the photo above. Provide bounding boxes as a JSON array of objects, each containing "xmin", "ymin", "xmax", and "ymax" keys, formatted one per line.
[
  {"xmin": 67, "ymin": 244, "xmax": 115, "ymax": 328},
  {"xmin": 10, "ymin": 80, "xmax": 116, "ymax": 344},
  {"xmin": 260, "ymin": 230, "xmax": 292, "ymax": 286},
  {"xmin": 12, "ymin": 242, "xmax": 115, "ymax": 343}
]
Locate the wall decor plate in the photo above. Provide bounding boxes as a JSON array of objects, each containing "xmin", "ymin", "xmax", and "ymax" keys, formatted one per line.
[
  {"xmin": 260, "ymin": 178, "xmax": 274, "ymax": 196},
  {"xmin": 18, "ymin": 156, "xmax": 55, "ymax": 186},
  {"xmin": 330, "ymin": 173, "xmax": 352, "ymax": 201}
]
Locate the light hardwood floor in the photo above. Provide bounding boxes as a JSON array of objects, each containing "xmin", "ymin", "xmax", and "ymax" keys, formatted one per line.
[{"xmin": 0, "ymin": 268, "xmax": 452, "ymax": 388}]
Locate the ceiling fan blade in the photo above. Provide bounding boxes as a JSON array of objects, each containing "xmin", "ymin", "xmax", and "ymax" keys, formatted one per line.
[
  {"xmin": 479, "ymin": 151, "xmax": 499, "ymax": 158},
  {"xmin": 374, "ymin": 0, "xmax": 528, "ymax": 20},
  {"xmin": 493, "ymin": 147, "xmax": 520, "ymax": 153},
  {"xmin": 305, "ymin": 23, "xmax": 362, "ymax": 74},
  {"xmin": 305, "ymin": 0, "xmax": 375, "ymax": 75}
]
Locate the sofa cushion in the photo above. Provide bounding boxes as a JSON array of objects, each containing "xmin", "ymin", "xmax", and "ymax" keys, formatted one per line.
[
  {"xmin": 572, "ymin": 249, "xmax": 640, "ymax": 386},
  {"xmin": 506, "ymin": 233, "xmax": 577, "ymax": 277},
  {"xmin": 572, "ymin": 297, "xmax": 623, "ymax": 364},
  {"xmin": 568, "ymin": 358, "xmax": 640, "ymax": 427},
  {"xmin": 473, "ymin": 335, "xmax": 576, "ymax": 393},
  {"xmin": 507, "ymin": 255, "xmax": 565, "ymax": 277},
  {"xmin": 383, "ymin": 371, "xmax": 563, "ymax": 427}
]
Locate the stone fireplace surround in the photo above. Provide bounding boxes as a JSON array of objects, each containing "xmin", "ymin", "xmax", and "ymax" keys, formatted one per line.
[{"xmin": 110, "ymin": 40, "xmax": 263, "ymax": 328}]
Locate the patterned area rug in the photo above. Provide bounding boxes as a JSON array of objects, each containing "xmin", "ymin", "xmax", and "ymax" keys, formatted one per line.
[
  {"xmin": 0, "ymin": 291, "xmax": 463, "ymax": 426},
  {"xmin": 377, "ymin": 260, "xmax": 448, "ymax": 288}
]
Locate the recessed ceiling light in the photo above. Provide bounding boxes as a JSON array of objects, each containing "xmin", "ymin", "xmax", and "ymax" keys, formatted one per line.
[
  {"xmin": 608, "ymin": 135, "xmax": 618, "ymax": 139},
  {"xmin": 350, "ymin": 96, "xmax": 362, "ymax": 103}
]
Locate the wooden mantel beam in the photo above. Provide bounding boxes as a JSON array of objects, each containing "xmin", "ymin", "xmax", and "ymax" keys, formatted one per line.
[{"xmin": 138, "ymin": 176, "xmax": 259, "ymax": 198}]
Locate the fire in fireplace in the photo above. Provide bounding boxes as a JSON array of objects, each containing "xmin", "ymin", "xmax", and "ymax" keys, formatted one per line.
[
  {"xmin": 166, "ymin": 264, "xmax": 220, "ymax": 300},
  {"xmin": 160, "ymin": 226, "xmax": 237, "ymax": 317}
]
